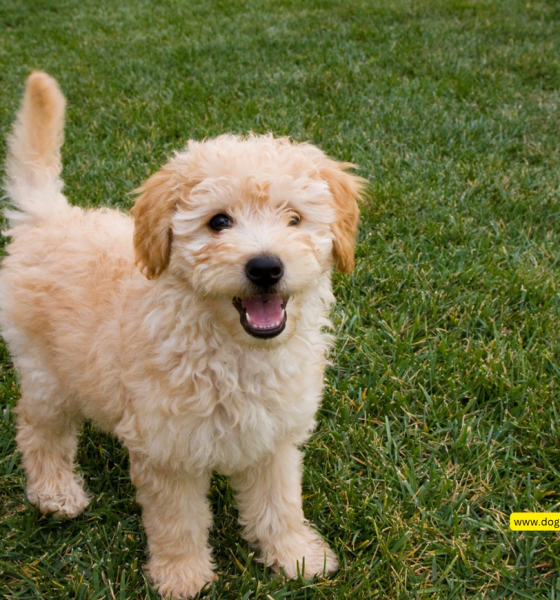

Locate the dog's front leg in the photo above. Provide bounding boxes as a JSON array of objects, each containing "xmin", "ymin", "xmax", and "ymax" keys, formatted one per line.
[
  {"xmin": 231, "ymin": 440, "xmax": 338, "ymax": 579},
  {"xmin": 130, "ymin": 456, "xmax": 215, "ymax": 599}
]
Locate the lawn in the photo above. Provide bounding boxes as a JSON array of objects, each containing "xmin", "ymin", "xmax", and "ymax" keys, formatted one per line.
[{"xmin": 1, "ymin": 0, "xmax": 560, "ymax": 598}]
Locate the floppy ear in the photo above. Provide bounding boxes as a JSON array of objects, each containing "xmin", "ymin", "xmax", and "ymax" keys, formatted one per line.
[
  {"xmin": 131, "ymin": 167, "xmax": 178, "ymax": 279},
  {"xmin": 321, "ymin": 162, "xmax": 364, "ymax": 273}
]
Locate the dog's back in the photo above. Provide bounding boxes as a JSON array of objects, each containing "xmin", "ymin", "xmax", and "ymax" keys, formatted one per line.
[{"xmin": 0, "ymin": 73, "xmax": 137, "ymax": 412}]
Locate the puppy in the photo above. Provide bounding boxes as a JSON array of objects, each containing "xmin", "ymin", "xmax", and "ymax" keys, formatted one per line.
[{"xmin": 0, "ymin": 72, "xmax": 363, "ymax": 599}]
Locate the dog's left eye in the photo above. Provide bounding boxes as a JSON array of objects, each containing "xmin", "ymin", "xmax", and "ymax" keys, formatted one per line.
[
  {"xmin": 209, "ymin": 214, "xmax": 232, "ymax": 231},
  {"xmin": 288, "ymin": 212, "xmax": 301, "ymax": 227}
]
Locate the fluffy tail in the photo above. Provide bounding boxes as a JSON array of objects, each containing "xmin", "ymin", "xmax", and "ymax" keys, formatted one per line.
[{"xmin": 4, "ymin": 71, "xmax": 69, "ymax": 228}]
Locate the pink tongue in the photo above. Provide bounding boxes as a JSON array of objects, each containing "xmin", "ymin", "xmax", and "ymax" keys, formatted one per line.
[{"xmin": 242, "ymin": 295, "xmax": 284, "ymax": 328}]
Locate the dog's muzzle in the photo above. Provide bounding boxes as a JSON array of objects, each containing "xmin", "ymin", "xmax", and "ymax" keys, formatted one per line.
[{"xmin": 234, "ymin": 255, "xmax": 287, "ymax": 339}]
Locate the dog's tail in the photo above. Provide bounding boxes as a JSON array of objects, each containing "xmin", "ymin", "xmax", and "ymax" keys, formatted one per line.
[{"xmin": 4, "ymin": 71, "xmax": 69, "ymax": 229}]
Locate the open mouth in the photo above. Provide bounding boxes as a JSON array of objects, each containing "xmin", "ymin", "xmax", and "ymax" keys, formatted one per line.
[{"xmin": 233, "ymin": 295, "xmax": 288, "ymax": 339}]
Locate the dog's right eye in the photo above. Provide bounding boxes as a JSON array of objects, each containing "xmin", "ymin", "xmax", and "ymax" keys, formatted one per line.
[{"xmin": 209, "ymin": 214, "xmax": 232, "ymax": 232}]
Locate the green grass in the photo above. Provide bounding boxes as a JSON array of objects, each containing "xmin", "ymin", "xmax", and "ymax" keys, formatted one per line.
[{"xmin": 1, "ymin": 0, "xmax": 560, "ymax": 597}]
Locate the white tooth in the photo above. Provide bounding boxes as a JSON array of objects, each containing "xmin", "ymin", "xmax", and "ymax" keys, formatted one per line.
[
  {"xmin": 246, "ymin": 313, "xmax": 252, "ymax": 324},
  {"xmin": 282, "ymin": 309, "xmax": 286, "ymax": 319}
]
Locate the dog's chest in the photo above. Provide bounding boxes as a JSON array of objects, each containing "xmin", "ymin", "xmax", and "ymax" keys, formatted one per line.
[{"xmin": 146, "ymin": 339, "xmax": 325, "ymax": 474}]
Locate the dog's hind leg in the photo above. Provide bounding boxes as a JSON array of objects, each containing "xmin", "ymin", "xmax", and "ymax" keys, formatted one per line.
[{"xmin": 14, "ymin": 363, "xmax": 89, "ymax": 518}]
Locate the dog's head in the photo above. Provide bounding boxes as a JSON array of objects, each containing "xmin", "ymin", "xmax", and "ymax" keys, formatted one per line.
[{"xmin": 132, "ymin": 135, "xmax": 363, "ymax": 347}]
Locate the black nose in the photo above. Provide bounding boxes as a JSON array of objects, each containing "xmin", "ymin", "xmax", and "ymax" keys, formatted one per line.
[{"xmin": 245, "ymin": 255, "xmax": 284, "ymax": 288}]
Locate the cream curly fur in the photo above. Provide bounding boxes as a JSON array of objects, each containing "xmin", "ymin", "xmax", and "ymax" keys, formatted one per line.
[{"xmin": 0, "ymin": 72, "xmax": 363, "ymax": 599}]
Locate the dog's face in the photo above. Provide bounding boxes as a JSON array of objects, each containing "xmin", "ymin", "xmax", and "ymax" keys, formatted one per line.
[{"xmin": 132, "ymin": 135, "xmax": 363, "ymax": 347}]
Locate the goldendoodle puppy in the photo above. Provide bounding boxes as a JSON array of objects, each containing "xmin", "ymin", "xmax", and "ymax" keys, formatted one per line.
[{"xmin": 0, "ymin": 72, "xmax": 363, "ymax": 598}]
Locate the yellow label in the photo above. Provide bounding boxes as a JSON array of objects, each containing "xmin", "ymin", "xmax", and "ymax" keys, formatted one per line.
[{"xmin": 510, "ymin": 513, "xmax": 560, "ymax": 531}]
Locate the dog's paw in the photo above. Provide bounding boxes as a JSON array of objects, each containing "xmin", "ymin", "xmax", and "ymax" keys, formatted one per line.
[
  {"xmin": 266, "ymin": 526, "xmax": 339, "ymax": 579},
  {"xmin": 148, "ymin": 557, "xmax": 216, "ymax": 599},
  {"xmin": 28, "ymin": 479, "xmax": 90, "ymax": 518}
]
